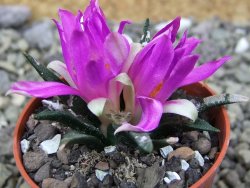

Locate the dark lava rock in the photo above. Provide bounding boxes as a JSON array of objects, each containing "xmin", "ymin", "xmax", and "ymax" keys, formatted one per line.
[
  {"xmin": 34, "ymin": 162, "xmax": 51, "ymax": 183},
  {"xmin": 68, "ymin": 149, "xmax": 81, "ymax": 164},
  {"xmin": 70, "ymin": 172, "xmax": 87, "ymax": 188},
  {"xmin": 137, "ymin": 162, "xmax": 165, "ymax": 188},
  {"xmin": 51, "ymin": 159, "xmax": 62, "ymax": 168},
  {"xmin": 120, "ymin": 182, "xmax": 137, "ymax": 188},
  {"xmin": 99, "ymin": 175, "xmax": 113, "ymax": 187},
  {"xmin": 42, "ymin": 178, "xmax": 68, "ymax": 188},
  {"xmin": 189, "ymin": 158, "xmax": 200, "ymax": 169},
  {"xmin": 110, "ymin": 151, "xmax": 126, "ymax": 164},
  {"xmin": 140, "ymin": 153, "xmax": 156, "ymax": 166},
  {"xmin": 202, "ymin": 162, "xmax": 212, "ymax": 175},
  {"xmin": 53, "ymin": 168, "xmax": 66, "ymax": 181},
  {"xmin": 168, "ymin": 180, "xmax": 185, "ymax": 188},
  {"xmin": 34, "ymin": 124, "xmax": 57, "ymax": 142},
  {"xmin": 165, "ymin": 157, "xmax": 182, "ymax": 172},
  {"xmin": 185, "ymin": 168, "xmax": 202, "ymax": 186},
  {"xmin": 87, "ymin": 174, "xmax": 100, "ymax": 187},
  {"xmin": 192, "ymin": 137, "xmax": 211, "ymax": 155},
  {"xmin": 23, "ymin": 151, "xmax": 47, "ymax": 172}
]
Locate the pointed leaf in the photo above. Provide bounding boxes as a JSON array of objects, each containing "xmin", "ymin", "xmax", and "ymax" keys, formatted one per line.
[
  {"xmin": 71, "ymin": 96, "xmax": 101, "ymax": 127},
  {"xmin": 34, "ymin": 109, "xmax": 108, "ymax": 144},
  {"xmin": 116, "ymin": 130, "xmax": 153, "ymax": 153},
  {"xmin": 199, "ymin": 93, "xmax": 249, "ymax": 112},
  {"xmin": 186, "ymin": 118, "xmax": 220, "ymax": 132},
  {"xmin": 23, "ymin": 53, "xmax": 62, "ymax": 83},
  {"xmin": 59, "ymin": 131, "xmax": 104, "ymax": 151}
]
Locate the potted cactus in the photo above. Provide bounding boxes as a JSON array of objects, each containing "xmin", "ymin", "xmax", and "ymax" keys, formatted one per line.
[{"xmin": 8, "ymin": 0, "xmax": 248, "ymax": 187}]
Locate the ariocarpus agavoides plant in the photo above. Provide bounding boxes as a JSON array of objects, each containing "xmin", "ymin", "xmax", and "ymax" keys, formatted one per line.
[{"xmin": 8, "ymin": 0, "xmax": 248, "ymax": 153}]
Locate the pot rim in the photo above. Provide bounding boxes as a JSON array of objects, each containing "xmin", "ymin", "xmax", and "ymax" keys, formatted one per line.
[{"xmin": 13, "ymin": 82, "xmax": 230, "ymax": 188}]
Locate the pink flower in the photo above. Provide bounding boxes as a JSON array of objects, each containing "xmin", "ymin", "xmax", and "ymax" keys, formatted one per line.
[{"xmin": 8, "ymin": 1, "xmax": 231, "ymax": 134}]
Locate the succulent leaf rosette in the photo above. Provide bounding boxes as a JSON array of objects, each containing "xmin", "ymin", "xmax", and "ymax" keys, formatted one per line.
[{"xmin": 8, "ymin": 0, "xmax": 248, "ymax": 152}]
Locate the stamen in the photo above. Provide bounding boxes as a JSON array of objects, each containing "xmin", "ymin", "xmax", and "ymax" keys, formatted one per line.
[{"xmin": 105, "ymin": 63, "xmax": 110, "ymax": 71}]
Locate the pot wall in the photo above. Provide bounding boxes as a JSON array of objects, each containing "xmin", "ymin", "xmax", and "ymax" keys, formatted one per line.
[{"xmin": 13, "ymin": 82, "xmax": 230, "ymax": 188}]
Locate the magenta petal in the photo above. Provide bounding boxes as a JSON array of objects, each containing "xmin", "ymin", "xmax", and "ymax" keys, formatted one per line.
[
  {"xmin": 7, "ymin": 81, "xmax": 81, "ymax": 98},
  {"xmin": 118, "ymin": 20, "xmax": 131, "ymax": 34},
  {"xmin": 53, "ymin": 20, "xmax": 76, "ymax": 84},
  {"xmin": 133, "ymin": 35, "xmax": 174, "ymax": 97},
  {"xmin": 153, "ymin": 17, "xmax": 181, "ymax": 42},
  {"xmin": 58, "ymin": 9, "xmax": 76, "ymax": 42},
  {"xmin": 179, "ymin": 56, "xmax": 231, "ymax": 87},
  {"xmin": 158, "ymin": 55, "xmax": 200, "ymax": 102},
  {"xmin": 114, "ymin": 96, "xmax": 163, "ymax": 134},
  {"xmin": 182, "ymin": 37, "xmax": 202, "ymax": 56},
  {"xmin": 104, "ymin": 32, "xmax": 130, "ymax": 74}
]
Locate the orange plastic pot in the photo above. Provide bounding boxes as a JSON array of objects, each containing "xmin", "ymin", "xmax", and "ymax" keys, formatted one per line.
[{"xmin": 13, "ymin": 82, "xmax": 230, "ymax": 188}]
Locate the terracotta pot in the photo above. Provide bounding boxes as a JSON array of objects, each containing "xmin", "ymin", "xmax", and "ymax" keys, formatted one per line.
[{"xmin": 13, "ymin": 82, "xmax": 230, "ymax": 188}]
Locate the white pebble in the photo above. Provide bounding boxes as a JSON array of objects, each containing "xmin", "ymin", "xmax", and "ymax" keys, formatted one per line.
[
  {"xmin": 203, "ymin": 131, "xmax": 211, "ymax": 140},
  {"xmin": 194, "ymin": 150, "xmax": 204, "ymax": 167},
  {"xmin": 104, "ymin": 146, "xmax": 116, "ymax": 154},
  {"xmin": 166, "ymin": 137, "xmax": 179, "ymax": 145},
  {"xmin": 20, "ymin": 139, "xmax": 30, "ymax": 153},
  {"xmin": 160, "ymin": 145, "xmax": 173, "ymax": 158},
  {"xmin": 42, "ymin": 100, "xmax": 64, "ymax": 111},
  {"xmin": 163, "ymin": 177, "xmax": 171, "ymax": 184},
  {"xmin": 235, "ymin": 37, "xmax": 249, "ymax": 54},
  {"xmin": 95, "ymin": 169, "xmax": 109, "ymax": 181},
  {"xmin": 166, "ymin": 171, "xmax": 181, "ymax": 181},
  {"xmin": 181, "ymin": 160, "xmax": 189, "ymax": 171},
  {"xmin": 40, "ymin": 134, "xmax": 61, "ymax": 154}
]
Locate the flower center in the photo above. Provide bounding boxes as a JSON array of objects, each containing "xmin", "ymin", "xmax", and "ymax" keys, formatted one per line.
[{"xmin": 106, "ymin": 111, "xmax": 132, "ymax": 125}]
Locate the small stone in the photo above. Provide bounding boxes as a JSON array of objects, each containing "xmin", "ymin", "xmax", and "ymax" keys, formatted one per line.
[
  {"xmin": 70, "ymin": 172, "xmax": 87, "ymax": 188},
  {"xmin": 57, "ymin": 148, "xmax": 70, "ymax": 164},
  {"xmin": 238, "ymin": 149, "xmax": 250, "ymax": 166},
  {"xmin": 34, "ymin": 123, "xmax": 57, "ymax": 142},
  {"xmin": 23, "ymin": 151, "xmax": 47, "ymax": 172},
  {"xmin": 23, "ymin": 21, "xmax": 54, "ymax": 49},
  {"xmin": 34, "ymin": 162, "xmax": 51, "ymax": 183},
  {"xmin": 160, "ymin": 145, "xmax": 173, "ymax": 158},
  {"xmin": 0, "ymin": 70, "xmax": 11, "ymax": 95},
  {"xmin": 40, "ymin": 134, "xmax": 61, "ymax": 154},
  {"xmin": 26, "ymin": 115, "xmax": 38, "ymax": 131},
  {"xmin": 0, "ymin": 6, "xmax": 31, "ymax": 28},
  {"xmin": 183, "ymin": 131, "xmax": 199, "ymax": 141},
  {"xmin": 163, "ymin": 177, "xmax": 171, "ymax": 184},
  {"xmin": 137, "ymin": 162, "xmax": 165, "ymax": 188},
  {"xmin": 166, "ymin": 137, "xmax": 179, "ymax": 145},
  {"xmin": 168, "ymin": 147, "xmax": 195, "ymax": 161},
  {"xmin": 16, "ymin": 39, "xmax": 29, "ymax": 51},
  {"xmin": 181, "ymin": 160, "xmax": 189, "ymax": 171},
  {"xmin": 11, "ymin": 94, "xmax": 26, "ymax": 107},
  {"xmin": 192, "ymin": 137, "xmax": 211, "ymax": 155},
  {"xmin": 208, "ymin": 147, "xmax": 218, "ymax": 160},
  {"xmin": 166, "ymin": 171, "xmax": 181, "ymax": 181},
  {"xmin": 104, "ymin": 145, "xmax": 116, "ymax": 154},
  {"xmin": 235, "ymin": 37, "xmax": 249, "ymax": 54},
  {"xmin": 165, "ymin": 157, "xmax": 182, "ymax": 172},
  {"xmin": 20, "ymin": 139, "xmax": 30, "ymax": 153},
  {"xmin": 189, "ymin": 158, "xmax": 200, "ymax": 169},
  {"xmin": 95, "ymin": 161, "xmax": 109, "ymax": 171},
  {"xmin": 0, "ymin": 163, "xmax": 12, "ymax": 187},
  {"xmin": 42, "ymin": 178, "xmax": 68, "ymax": 188},
  {"xmin": 70, "ymin": 165, "xmax": 75, "ymax": 171},
  {"xmin": 202, "ymin": 131, "xmax": 211, "ymax": 140},
  {"xmin": 95, "ymin": 169, "xmax": 109, "ymax": 182},
  {"xmin": 185, "ymin": 168, "xmax": 202, "ymax": 186},
  {"xmin": 225, "ymin": 170, "xmax": 240, "ymax": 187},
  {"xmin": 120, "ymin": 182, "xmax": 137, "ymax": 188},
  {"xmin": 194, "ymin": 151, "xmax": 204, "ymax": 167}
]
